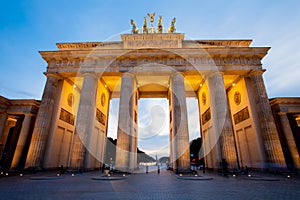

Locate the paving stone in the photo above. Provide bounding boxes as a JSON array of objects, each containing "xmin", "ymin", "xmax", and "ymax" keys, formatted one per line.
[{"xmin": 0, "ymin": 170, "xmax": 299, "ymax": 199}]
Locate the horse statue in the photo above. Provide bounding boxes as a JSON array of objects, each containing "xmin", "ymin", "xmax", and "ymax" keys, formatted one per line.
[
  {"xmin": 131, "ymin": 19, "xmax": 140, "ymax": 34},
  {"xmin": 157, "ymin": 16, "xmax": 163, "ymax": 34},
  {"xmin": 143, "ymin": 17, "xmax": 149, "ymax": 34},
  {"xmin": 168, "ymin": 17, "xmax": 176, "ymax": 33}
]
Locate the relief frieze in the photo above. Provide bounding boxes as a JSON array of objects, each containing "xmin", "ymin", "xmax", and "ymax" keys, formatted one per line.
[
  {"xmin": 59, "ymin": 108, "xmax": 75, "ymax": 125},
  {"xmin": 57, "ymin": 42, "xmax": 102, "ymax": 49},
  {"xmin": 202, "ymin": 107, "xmax": 211, "ymax": 125},
  {"xmin": 122, "ymin": 34, "xmax": 184, "ymax": 49},
  {"xmin": 125, "ymin": 40, "xmax": 180, "ymax": 49},
  {"xmin": 49, "ymin": 55, "xmax": 261, "ymax": 69},
  {"xmin": 233, "ymin": 107, "xmax": 250, "ymax": 125},
  {"xmin": 96, "ymin": 108, "xmax": 106, "ymax": 126}
]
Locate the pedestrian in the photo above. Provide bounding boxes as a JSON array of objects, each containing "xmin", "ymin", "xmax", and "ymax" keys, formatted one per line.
[{"xmin": 222, "ymin": 159, "xmax": 228, "ymax": 177}]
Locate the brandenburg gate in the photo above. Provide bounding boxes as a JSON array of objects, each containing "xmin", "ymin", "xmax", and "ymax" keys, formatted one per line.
[{"xmin": 23, "ymin": 16, "xmax": 286, "ymax": 173}]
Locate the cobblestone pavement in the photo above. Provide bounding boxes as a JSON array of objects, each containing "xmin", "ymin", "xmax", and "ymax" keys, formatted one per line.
[{"xmin": 0, "ymin": 169, "xmax": 300, "ymax": 200}]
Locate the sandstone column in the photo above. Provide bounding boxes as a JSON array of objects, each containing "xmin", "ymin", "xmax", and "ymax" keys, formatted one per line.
[
  {"xmin": 11, "ymin": 115, "xmax": 33, "ymax": 169},
  {"xmin": 277, "ymin": 113, "xmax": 300, "ymax": 169},
  {"xmin": 115, "ymin": 73, "xmax": 135, "ymax": 172},
  {"xmin": 170, "ymin": 73, "xmax": 190, "ymax": 172},
  {"xmin": 250, "ymin": 71, "xmax": 285, "ymax": 169},
  {"xmin": 25, "ymin": 75, "xmax": 59, "ymax": 168},
  {"xmin": 0, "ymin": 113, "xmax": 8, "ymax": 140},
  {"xmin": 207, "ymin": 72, "xmax": 237, "ymax": 168},
  {"xmin": 1, "ymin": 115, "xmax": 24, "ymax": 170},
  {"xmin": 169, "ymin": 123, "xmax": 176, "ymax": 170},
  {"xmin": 71, "ymin": 73, "xmax": 98, "ymax": 170}
]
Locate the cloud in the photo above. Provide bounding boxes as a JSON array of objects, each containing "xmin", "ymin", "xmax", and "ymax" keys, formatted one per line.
[
  {"xmin": 138, "ymin": 99, "xmax": 169, "ymax": 139},
  {"xmin": 186, "ymin": 98, "xmax": 201, "ymax": 140},
  {"xmin": 0, "ymin": 86, "xmax": 39, "ymax": 99}
]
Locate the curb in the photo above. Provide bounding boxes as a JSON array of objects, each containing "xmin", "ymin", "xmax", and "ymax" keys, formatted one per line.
[
  {"xmin": 29, "ymin": 176, "xmax": 63, "ymax": 180},
  {"xmin": 176, "ymin": 175, "xmax": 213, "ymax": 180},
  {"xmin": 91, "ymin": 176, "xmax": 127, "ymax": 181}
]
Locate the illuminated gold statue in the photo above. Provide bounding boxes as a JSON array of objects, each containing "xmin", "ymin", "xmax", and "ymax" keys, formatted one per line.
[
  {"xmin": 168, "ymin": 17, "xmax": 176, "ymax": 33},
  {"xmin": 143, "ymin": 17, "xmax": 149, "ymax": 34},
  {"xmin": 157, "ymin": 16, "xmax": 163, "ymax": 34},
  {"xmin": 130, "ymin": 19, "xmax": 140, "ymax": 34}
]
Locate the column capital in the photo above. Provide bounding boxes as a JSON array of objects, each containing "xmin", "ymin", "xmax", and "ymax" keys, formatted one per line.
[
  {"xmin": 202, "ymin": 70, "xmax": 224, "ymax": 80},
  {"xmin": 122, "ymin": 72, "xmax": 135, "ymax": 78},
  {"xmin": 170, "ymin": 72, "xmax": 184, "ymax": 80},
  {"xmin": 81, "ymin": 72, "xmax": 100, "ymax": 79},
  {"xmin": 277, "ymin": 112, "xmax": 288, "ymax": 115},
  {"xmin": 247, "ymin": 69, "xmax": 266, "ymax": 77},
  {"xmin": 44, "ymin": 73, "xmax": 62, "ymax": 80},
  {"xmin": 122, "ymin": 72, "xmax": 137, "ymax": 86}
]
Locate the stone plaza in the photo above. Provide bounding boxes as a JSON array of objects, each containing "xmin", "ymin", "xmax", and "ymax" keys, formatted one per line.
[{"xmin": 0, "ymin": 168, "xmax": 300, "ymax": 200}]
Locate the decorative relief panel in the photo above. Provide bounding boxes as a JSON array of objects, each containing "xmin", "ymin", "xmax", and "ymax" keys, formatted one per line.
[
  {"xmin": 101, "ymin": 93, "xmax": 106, "ymax": 107},
  {"xmin": 67, "ymin": 93, "xmax": 74, "ymax": 107},
  {"xmin": 122, "ymin": 34, "xmax": 184, "ymax": 49},
  {"xmin": 202, "ymin": 92, "xmax": 207, "ymax": 106},
  {"xmin": 233, "ymin": 107, "xmax": 250, "ymax": 125},
  {"xmin": 202, "ymin": 107, "xmax": 211, "ymax": 125},
  {"xmin": 59, "ymin": 108, "xmax": 75, "ymax": 125},
  {"xmin": 96, "ymin": 108, "xmax": 106, "ymax": 126},
  {"xmin": 234, "ymin": 91, "xmax": 241, "ymax": 105}
]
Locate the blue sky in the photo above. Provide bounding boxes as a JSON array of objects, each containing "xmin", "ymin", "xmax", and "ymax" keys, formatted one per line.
[
  {"xmin": 1, "ymin": 0, "xmax": 299, "ymax": 98},
  {"xmin": 1, "ymin": 0, "xmax": 300, "ymax": 157}
]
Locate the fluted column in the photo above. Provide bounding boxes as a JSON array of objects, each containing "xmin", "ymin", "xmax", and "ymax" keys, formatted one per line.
[
  {"xmin": 278, "ymin": 113, "xmax": 300, "ymax": 170},
  {"xmin": 3, "ymin": 116, "xmax": 24, "ymax": 170},
  {"xmin": 11, "ymin": 115, "xmax": 33, "ymax": 169},
  {"xmin": 169, "ymin": 124, "xmax": 176, "ymax": 170},
  {"xmin": 250, "ymin": 71, "xmax": 285, "ymax": 169},
  {"xmin": 115, "ymin": 73, "xmax": 135, "ymax": 172},
  {"xmin": 207, "ymin": 72, "xmax": 237, "ymax": 168},
  {"xmin": 25, "ymin": 75, "xmax": 59, "ymax": 168},
  {"xmin": 170, "ymin": 73, "xmax": 190, "ymax": 172},
  {"xmin": 70, "ymin": 73, "xmax": 98, "ymax": 170}
]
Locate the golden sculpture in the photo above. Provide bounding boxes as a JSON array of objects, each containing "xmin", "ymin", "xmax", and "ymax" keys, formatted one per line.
[
  {"xmin": 168, "ymin": 18, "xmax": 176, "ymax": 33},
  {"xmin": 143, "ymin": 17, "xmax": 149, "ymax": 34},
  {"xmin": 130, "ymin": 19, "xmax": 140, "ymax": 34},
  {"xmin": 147, "ymin": 12, "xmax": 156, "ymax": 23},
  {"xmin": 157, "ymin": 16, "xmax": 163, "ymax": 34},
  {"xmin": 130, "ymin": 14, "xmax": 176, "ymax": 34}
]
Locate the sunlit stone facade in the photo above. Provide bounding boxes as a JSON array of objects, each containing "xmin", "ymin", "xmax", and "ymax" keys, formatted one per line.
[{"xmin": 0, "ymin": 33, "xmax": 299, "ymax": 172}]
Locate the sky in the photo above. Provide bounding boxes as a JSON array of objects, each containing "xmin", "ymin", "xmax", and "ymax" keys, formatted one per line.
[{"xmin": 1, "ymin": 0, "xmax": 300, "ymax": 158}]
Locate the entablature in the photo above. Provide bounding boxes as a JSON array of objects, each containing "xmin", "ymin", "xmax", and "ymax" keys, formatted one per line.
[
  {"xmin": 44, "ymin": 53, "xmax": 264, "ymax": 75},
  {"xmin": 270, "ymin": 98, "xmax": 300, "ymax": 114},
  {"xmin": 55, "ymin": 39, "xmax": 253, "ymax": 50}
]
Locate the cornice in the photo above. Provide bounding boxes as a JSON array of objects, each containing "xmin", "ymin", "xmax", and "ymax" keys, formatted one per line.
[
  {"xmin": 54, "ymin": 39, "xmax": 254, "ymax": 50},
  {"xmin": 269, "ymin": 97, "xmax": 300, "ymax": 106},
  {"xmin": 39, "ymin": 47, "xmax": 270, "ymax": 62},
  {"xmin": 183, "ymin": 40, "xmax": 253, "ymax": 47}
]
